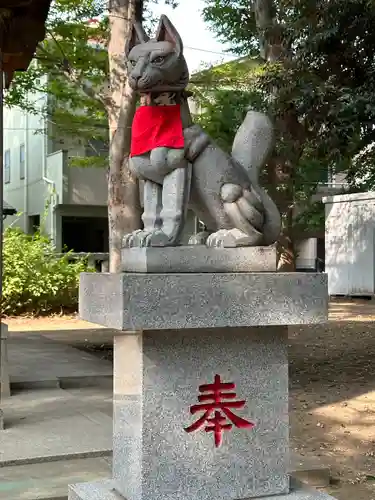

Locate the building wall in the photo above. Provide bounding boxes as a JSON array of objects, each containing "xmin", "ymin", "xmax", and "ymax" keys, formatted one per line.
[
  {"xmin": 3, "ymin": 85, "xmax": 48, "ymax": 232},
  {"xmin": 66, "ymin": 165, "xmax": 107, "ymax": 206},
  {"xmin": 4, "ymin": 86, "xmax": 108, "ymax": 247}
]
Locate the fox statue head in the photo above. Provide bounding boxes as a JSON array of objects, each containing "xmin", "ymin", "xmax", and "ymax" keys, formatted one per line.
[{"xmin": 125, "ymin": 15, "xmax": 189, "ymax": 93}]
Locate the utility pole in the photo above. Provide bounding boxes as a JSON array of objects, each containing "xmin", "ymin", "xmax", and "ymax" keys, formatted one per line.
[
  {"xmin": 0, "ymin": 51, "xmax": 11, "ymax": 410},
  {"xmin": 0, "ymin": 49, "xmax": 5, "ymax": 417},
  {"xmin": 0, "ymin": 52, "xmax": 3, "ymax": 319}
]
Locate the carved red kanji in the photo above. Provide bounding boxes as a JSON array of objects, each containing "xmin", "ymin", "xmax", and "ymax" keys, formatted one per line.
[{"xmin": 184, "ymin": 374, "xmax": 254, "ymax": 447}]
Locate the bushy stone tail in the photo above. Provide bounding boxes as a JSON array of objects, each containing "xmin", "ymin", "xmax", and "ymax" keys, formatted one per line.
[{"xmin": 231, "ymin": 110, "xmax": 281, "ymax": 245}]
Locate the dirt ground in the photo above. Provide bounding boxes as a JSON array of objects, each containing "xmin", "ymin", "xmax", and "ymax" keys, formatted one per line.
[
  {"xmin": 6, "ymin": 299, "xmax": 375, "ymax": 499},
  {"xmin": 290, "ymin": 300, "xmax": 375, "ymax": 499}
]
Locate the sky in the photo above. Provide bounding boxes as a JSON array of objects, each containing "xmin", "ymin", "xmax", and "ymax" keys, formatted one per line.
[{"xmin": 150, "ymin": 0, "xmax": 236, "ymax": 73}]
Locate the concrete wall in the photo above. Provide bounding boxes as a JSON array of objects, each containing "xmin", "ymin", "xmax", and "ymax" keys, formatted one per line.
[
  {"xmin": 65, "ymin": 165, "xmax": 107, "ymax": 206},
  {"xmin": 45, "ymin": 150, "xmax": 65, "ymax": 202},
  {"xmin": 296, "ymin": 238, "xmax": 318, "ymax": 270},
  {"xmin": 3, "ymin": 85, "xmax": 48, "ymax": 232},
  {"xmin": 45, "ymin": 150, "xmax": 108, "ymax": 206},
  {"xmin": 3, "ymin": 86, "xmax": 108, "ymax": 247}
]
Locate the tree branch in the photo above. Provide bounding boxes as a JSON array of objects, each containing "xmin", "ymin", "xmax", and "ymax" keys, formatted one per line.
[
  {"xmin": 37, "ymin": 42, "xmax": 110, "ymax": 107},
  {"xmin": 62, "ymin": 63, "xmax": 109, "ymax": 107}
]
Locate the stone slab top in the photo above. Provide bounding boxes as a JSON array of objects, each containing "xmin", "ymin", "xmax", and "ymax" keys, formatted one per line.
[
  {"xmin": 322, "ymin": 190, "xmax": 375, "ymax": 204},
  {"xmin": 79, "ymin": 271, "xmax": 328, "ymax": 331},
  {"xmin": 121, "ymin": 246, "xmax": 277, "ymax": 273},
  {"xmin": 68, "ymin": 480, "xmax": 339, "ymax": 500}
]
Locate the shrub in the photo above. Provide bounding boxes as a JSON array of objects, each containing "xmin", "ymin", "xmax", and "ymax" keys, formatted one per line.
[{"xmin": 2, "ymin": 227, "xmax": 93, "ymax": 315}]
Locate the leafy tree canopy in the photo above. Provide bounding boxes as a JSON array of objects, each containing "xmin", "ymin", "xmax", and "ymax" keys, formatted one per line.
[
  {"xmin": 5, "ymin": 0, "xmax": 176, "ymax": 164},
  {"xmin": 193, "ymin": 0, "xmax": 375, "ymax": 243}
]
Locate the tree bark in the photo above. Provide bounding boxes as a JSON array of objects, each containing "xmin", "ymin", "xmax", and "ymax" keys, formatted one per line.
[
  {"xmin": 107, "ymin": 0, "xmax": 142, "ymax": 272},
  {"xmin": 253, "ymin": 0, "xmax": 303, "ymax": 270}
]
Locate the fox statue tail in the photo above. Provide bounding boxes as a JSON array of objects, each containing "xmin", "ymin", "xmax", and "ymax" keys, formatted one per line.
[{"xmin": 231, "ymin": 110, "xmax": 281, "ymax": 245}]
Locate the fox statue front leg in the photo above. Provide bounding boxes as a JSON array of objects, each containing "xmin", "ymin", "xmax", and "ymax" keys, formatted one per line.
[
  {"xmin": 123, "ymin": 148, "xmax": 192, "ymax": 248},
  {"xmin": 143, "ymin": 148, "xmax": 192, "ymax": 247}
]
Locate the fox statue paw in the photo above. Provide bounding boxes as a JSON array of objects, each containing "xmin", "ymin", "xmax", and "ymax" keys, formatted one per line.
[
  {"xmin": 206, "ymin": 228, "xmax": 263, "ymax": 248},
  {"xmin": 123, "ymin": 229, "xmax": 153, "ymax": 248},
  {"xmin": 123, "ymin": 229, "xmax": 175, "ymax": 248}
]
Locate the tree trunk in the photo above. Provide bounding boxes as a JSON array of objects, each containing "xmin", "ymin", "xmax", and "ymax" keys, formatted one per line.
[
  {"xmin": 277, "ymin": 204, "xmax": 296, "ymax": 271},
  {"xmin": 107, "ymin": 0, "xmax": 142, "ymax": 272},
  {"xmin": 254, "ymin": 0, "xmax": 302, "ymax": 271}
]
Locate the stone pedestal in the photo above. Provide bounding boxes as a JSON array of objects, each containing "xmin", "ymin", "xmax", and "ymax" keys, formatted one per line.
[
  {"xmin": 69, "ymin": 269, "xmax": 336, "ymax": 500},
  {"xmin": 0, "ymin": 322, "xmax": 11, "ymax": 400},
  {"xmin": 78, "ymin": 272, "xmax": 327, "ymax": 331},
  {"xmin": 69, "ymin": 479, "xmax": 338, "ymax": 500},
  {"xmin": 114, "ymin": 327, "xmax": 288, "ymax": 500},
  {"xmin": 120, "ymin": 246, "xmax": 277, "ymax": 273}
]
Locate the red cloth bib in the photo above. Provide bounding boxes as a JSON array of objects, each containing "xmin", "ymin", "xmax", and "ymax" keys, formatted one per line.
[{"xmin": 130, "ymin": 104, "xmax": 184, "ymax": 157}]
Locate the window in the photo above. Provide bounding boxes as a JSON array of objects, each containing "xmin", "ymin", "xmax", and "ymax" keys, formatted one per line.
[
  {"xmin": 85, "ymin": 139, "xmax": 109, "ymax": 157},
  {"xmin": 20, "ymin": 144, "xmax": 25, "ymax": 180},
  {"xmin": 4, "ymin": 149, "xmax": 10, "ymax": 184}
]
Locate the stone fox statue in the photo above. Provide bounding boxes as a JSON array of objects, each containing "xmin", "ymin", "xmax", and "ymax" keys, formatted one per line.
[{"xmin": 124, "ymin": 14, "xmax": 281, "ymax": 248}]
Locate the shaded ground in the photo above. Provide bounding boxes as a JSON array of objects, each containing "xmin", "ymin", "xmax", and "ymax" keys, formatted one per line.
[
  {"xmin": 290, "ymin": 299, "xmax": 375, "ymax": 499},
  {"xmin": 6, "ymin": 299, "xmax": 375, "ymax": 499}
]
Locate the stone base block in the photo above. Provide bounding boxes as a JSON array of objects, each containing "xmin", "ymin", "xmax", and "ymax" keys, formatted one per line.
[
  {"xmin": 79, "ymin": 272, "xmax": 328, "ymax": 330},
  {"xmin": 69, "ymin": 481, "xmax": 338, "ymax": 500},
  {"xmin": 68, "ymin": 479, "xmax": 115, "ymax": 500},
  {"xmin": 121, "ymin": 246, "xmax": 277, "ymax": 273},
  {"xmin": 291, "ymin": 452, "xmax": 331, "ymax": 488},
  {"xmin": 1, "ymin": 323, "xmax": 11, "ymax": 398},
  {"xmin": 248, "ymin": 486, "xmax": 338, "ymax": 500},
  {"xmin": 260, "ymin": 488, "xmax": 337, "ymax": 500},
  {"xmin": 113, "ymin": 328, "xmax": 289, "ymax": 500}
]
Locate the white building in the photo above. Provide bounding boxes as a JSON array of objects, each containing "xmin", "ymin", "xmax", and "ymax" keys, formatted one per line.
[{"xmin": 3, "ymin": 84, "xmax": 108, "ymax": 253}]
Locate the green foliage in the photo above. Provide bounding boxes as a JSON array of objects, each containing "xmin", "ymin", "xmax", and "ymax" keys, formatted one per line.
[
  {"xmin": 196, "ymin": 0, "xmax": 375, "ymax": 237},
  {"xmin": 194, "ymin": 90, "xmax": 255, "ymax": 152},
  {"xmin": 2, "ymin": 227, "xmax": 93, "ymax": 316},
  {"xmin": 202, "ymin": 0, "xmax": 259, "ymax": 56},
  {"xmin": 346, "ymin": 143, "xmax": 375, "ymax": 190},
  {"xmin": 201, "ymin": 0, "xmax": 375, "ymax": 172},
  {"xmin": 4, "ymin": 0, "xmax": 109, "ymax": 159},
  {"xmin": 4, "ymin": 0, "xmax": 177, "ymax": 165},
  {"xmin": 294, "ymin": 202, "xmax": 325, "ymax": 234}
]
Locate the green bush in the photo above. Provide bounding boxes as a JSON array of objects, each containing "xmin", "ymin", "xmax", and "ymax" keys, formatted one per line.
[{"xmin": 2, "ymin": 227, "xmax": 93, "ymax": 315}]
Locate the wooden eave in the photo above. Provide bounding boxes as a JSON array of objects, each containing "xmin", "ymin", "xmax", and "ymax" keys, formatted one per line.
[{"xmin": 0, "ymin": 0, "xmax": 52, "ymax": 87}]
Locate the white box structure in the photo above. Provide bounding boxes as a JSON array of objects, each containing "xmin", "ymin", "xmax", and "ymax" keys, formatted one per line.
[{"xmin": 323, "ymin": 191, "xmax": 375, "ymax": 296}]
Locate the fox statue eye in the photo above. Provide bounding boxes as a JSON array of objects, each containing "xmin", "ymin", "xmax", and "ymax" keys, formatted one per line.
[{"xmin": 152, "ymin": 55, "xmax": 165, "ymax": 64}]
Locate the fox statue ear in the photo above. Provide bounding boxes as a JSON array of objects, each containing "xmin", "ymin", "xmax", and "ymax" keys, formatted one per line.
[
  {"xmin": 125, "ymin": 22, "xmax": 150, "ymax": 57},
  {"xmin": 156, "ymin": 15, "xmax": 183, "ymax": 56}
]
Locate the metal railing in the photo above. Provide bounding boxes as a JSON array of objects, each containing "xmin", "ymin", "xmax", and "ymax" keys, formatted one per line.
[{"xmin": 55, "ymin": 252, "xmax": 109, "ymax": 272}]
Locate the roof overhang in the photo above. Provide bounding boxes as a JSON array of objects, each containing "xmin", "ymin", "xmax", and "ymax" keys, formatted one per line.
[
  {"xmin": 3, "ymin": 200, "xmax": 16, "ymax": 216},
  {"xmin": 0, "ymin": 0, "xmax": 52, "ymax": 87}
]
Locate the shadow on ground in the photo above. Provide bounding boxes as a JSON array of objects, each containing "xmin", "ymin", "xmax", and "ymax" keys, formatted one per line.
[{"xmin": 289, "ymin": 315, "xmax": 375, "ymax": 500}]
